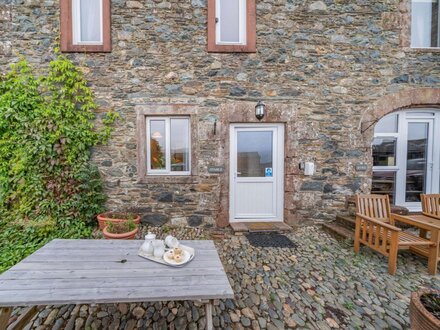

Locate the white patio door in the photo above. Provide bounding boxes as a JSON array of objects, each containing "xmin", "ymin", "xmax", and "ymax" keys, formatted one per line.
[
  {"xmin": 373, "ymin": 110, "xmax": 440, "ymax": 212},
  {"xmin": 229, "ymin": 124, "xmax": 284, "ymax": 222},
  {"xmin": 395, "ymin": 117, "xmax": 436, "ymax": 210}
]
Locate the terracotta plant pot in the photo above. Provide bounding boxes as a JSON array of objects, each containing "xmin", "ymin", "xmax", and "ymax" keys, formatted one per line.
[
  {"xmin": 102, "ymin": 226, "xmax": 139, "ymax": 240},
  {"xmin": 410, "ymin": 289, "xmax": 440, "ymax": 330},
  {"xmin": 97, "ymin": 212, "xmax": 140, "ymax": 230}
]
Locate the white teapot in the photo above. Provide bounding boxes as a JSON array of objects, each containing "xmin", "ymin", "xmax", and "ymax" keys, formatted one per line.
[
  {"xmin": 152, "ymin": 240, "xmax": 165, "ymax": 258},
  {"xmin": 140, "ymin": 232, "xmax": 156, "ymax": 256}
]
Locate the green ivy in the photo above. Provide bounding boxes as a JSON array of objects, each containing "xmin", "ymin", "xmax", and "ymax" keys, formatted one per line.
[{"xmin": 0, "ymin": 53, "xmax": 117, "ymax": 272}]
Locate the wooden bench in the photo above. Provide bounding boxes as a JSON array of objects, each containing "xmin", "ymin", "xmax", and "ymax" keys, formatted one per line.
[
  {"xmin": 421, "ymin": 194, "xmax": 440, "ymax": 220},
  {"xmin": 0, "ymin": 239, "xmax": 234, "ymax": 330},
  {"xmin": 354, "ymin": 194, "xmax": 436, "ymax": 275}
]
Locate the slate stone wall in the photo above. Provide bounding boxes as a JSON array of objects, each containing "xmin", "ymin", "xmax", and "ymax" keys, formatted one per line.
[{"xmin": 1, "ymin": 0, "xmax": 439, "ymax": 227}]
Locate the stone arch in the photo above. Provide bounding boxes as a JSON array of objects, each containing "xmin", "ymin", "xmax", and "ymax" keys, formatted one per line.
[{"xmin": 360, "ymin": 88, "xmax": 440, "ymax": 146}]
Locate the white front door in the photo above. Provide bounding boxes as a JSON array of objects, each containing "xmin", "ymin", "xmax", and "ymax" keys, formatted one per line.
[{"xmin": 229, "ymin": 124, "xmax": 284, "ymax": 222}]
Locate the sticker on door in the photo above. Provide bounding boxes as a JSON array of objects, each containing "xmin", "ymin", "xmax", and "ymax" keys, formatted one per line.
[{"xmin": 265, "ymin": 167, "xmax": 273, "ymax": 177}]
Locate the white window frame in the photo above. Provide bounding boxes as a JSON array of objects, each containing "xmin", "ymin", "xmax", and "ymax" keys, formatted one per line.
[
  {"xmin": 372, "ymin": 116, "xmax": 399, "ymax": 203},
  {"xmin": 372, "ymin": 134, "xmax": 399, "ymax": 172},
  {"xmin": 410, "ymin": 0, "xmax": 440, "ymax": 49},
  {"xmin": 372, "ymin": 110, "xmax": 440, "ymax": 211},
  {"xmin": 215, "ymin": 0, "xmax": 247, "ymax": 45},
  {"xmin": 146, "ymin": 117, "xmax": 191, "ymax": 176},
  {"xmin": 72, "ymin": 0, "xmax": 104, "ymax": 45}
]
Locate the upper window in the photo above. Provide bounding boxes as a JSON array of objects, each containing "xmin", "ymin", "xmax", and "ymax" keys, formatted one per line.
[
  {"xmin": 216, "ymin": 0, "xmax": 246, "ymax": 45},
  {"xmin": 411, "ymin": 0, "xmax": 440, "ymax": 48},
  {"xmin": 208, "ymin": 0, "xmax": 256, "ymax": 53},
  {"xmin": 60, "ymin": 0, "xmax": 111, "ymax": 52},
  {"xmin": 146, "ymin": 117, "xmax": 191, "ymax": 175},
  {"xmin": 73, "ymin": 0, "xmax": 103, "ymax": 45}
]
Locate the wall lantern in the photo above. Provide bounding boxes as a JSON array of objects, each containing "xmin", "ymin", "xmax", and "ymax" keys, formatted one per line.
[{"xmin": 255, "ymin": 101, "xmax": 266, "ymax": 121}]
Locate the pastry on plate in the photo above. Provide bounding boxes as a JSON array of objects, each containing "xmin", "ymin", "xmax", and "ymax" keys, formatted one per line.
[{"xmin": 174, "ymin": 254, "xmax": 183, "ymax": 263}]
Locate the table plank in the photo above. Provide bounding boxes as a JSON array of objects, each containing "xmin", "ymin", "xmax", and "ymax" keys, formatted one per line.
[
  {"xmin": 0, "ymin": 239, "xmax": 234, "ymax": 307},
  {"xmin": 0, "ymin": 275, "xmax": 231, "ymax": 290},
  {"xmin": 1, "ymin": 268, "xmax": 226, "ymax": 280},
  {"xmin": 0, "ymin": 285, "xmax": 233, "ymax": 306},
  {"xmin": 9, "ymin": 259, "xmax": 223, "ymax": 271},
  {"xmin": 23, "ymin": 252, "xmax": 217, "ymax": 262},
  {"xmin": 45, "ymin": 239, "xmax": 217, "ymax": 250}
]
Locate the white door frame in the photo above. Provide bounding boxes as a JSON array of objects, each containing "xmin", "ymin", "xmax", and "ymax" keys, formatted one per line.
[
  {"xmin": 396, "ymin": 116, "xmax": 435, "ymax": 210},
  {"xmin": 229, "ymin": 123, "xmax": 284, "ymax": 223},
  {"xmin": 373, "ymin": 109, "xmax": 440, "ymax": 212}
]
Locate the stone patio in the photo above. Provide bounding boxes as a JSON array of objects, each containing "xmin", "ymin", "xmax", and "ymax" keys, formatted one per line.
[{"xmin": 12, "ymin": 225, "xmax": 440, "ymax": 330}]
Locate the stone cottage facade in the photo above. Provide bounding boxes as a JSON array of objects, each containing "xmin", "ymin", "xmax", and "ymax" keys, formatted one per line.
[{"xmin": 1, "ymin": 0, "xmax": 439, "ymax": 228}]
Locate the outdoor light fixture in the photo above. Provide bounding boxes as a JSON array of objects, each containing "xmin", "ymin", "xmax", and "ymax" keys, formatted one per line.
[{"xmin": 255, "ymin": 101, "xmax": 266, "ymax": 120}]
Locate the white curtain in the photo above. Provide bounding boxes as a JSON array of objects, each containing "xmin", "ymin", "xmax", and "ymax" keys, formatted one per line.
[
  {"xmin": 411, "ymin": 0, "xmax": 438, "ymax": 47},
  {"xmin": 79, "ymin": 0, "xmax": 102, "ymax": 42},
  {"xmin": 219, "ymin": 0, "xmax": 240, "ymax": 43}
]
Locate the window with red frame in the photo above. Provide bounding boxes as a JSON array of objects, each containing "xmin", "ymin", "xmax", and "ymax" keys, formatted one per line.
[
  {"xmin": 207, "ymin": 0, "xmax": 256, "ymax": 53},
  {"xmin": 60, "ymin": 0, "xmax": 111, "ymax": 52}
]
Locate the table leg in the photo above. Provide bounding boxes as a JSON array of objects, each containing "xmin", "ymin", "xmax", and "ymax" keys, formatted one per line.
[
  {"xmin": 427, "ymin": 229, "xmax": 439, "ymax": 276},
  {"xmin": 7, "ymin": 306, "xmax": 40, "ymax": 330},
  {"xmin": 0, "ymin": 307, "xmax": 12, "ymax": 330},
  {"xmin": 205, "ymin": 300, "xmax": 213, "ymax": 330}
]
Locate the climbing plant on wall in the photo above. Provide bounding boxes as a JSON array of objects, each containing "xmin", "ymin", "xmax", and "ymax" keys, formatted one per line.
[{"xmin": 0, "ymin": 52, "xmax": 117, "ymax": 272}]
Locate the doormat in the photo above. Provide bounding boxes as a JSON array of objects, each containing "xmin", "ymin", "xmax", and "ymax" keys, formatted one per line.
[
  {"xmin": 245, "ymin": 232, "xmax": 298, "ymax": 248},
  {"xmin": 247, "ymin": 222, "xmax": 278, "ymax": 232}
]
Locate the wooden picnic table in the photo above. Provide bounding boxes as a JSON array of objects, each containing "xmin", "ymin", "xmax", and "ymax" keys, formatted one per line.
[
  {"xmin": 0, "ymin": 239, "xmax": 234, "ymax": 330},
  {"xmin": 392, "ymin": 214, "xmax": 440, "ymax": 275}
]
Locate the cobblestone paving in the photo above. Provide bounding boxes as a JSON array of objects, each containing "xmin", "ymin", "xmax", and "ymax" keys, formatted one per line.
[{"xmin": 14, "ymin": 226, "xmax": 440, "ymax": 329}]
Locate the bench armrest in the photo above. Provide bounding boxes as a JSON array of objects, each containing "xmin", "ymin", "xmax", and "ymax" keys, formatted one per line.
[{"xmin": 356, "ymin": 213, "xmax": 401, "ymax": 232}]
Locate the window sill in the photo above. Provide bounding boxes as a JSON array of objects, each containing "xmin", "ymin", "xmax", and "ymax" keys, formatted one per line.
[
  {"xmin": 207, "ymin": 44, "xmax": 256, "ymax": 53},
  {"xmin": 146, "ymin": 172, "xmax": 191, "ymax": 176},
  {"xmin": 403, "ymin": 47, "xmax": 440, "ymax": 53},
  {"xmin": 137, "ymin": 176, "xmax": 199, "ymax": 184},
  {"xmin": 61, "ymin": 44, "xmax": 111, "ymax": 53}
]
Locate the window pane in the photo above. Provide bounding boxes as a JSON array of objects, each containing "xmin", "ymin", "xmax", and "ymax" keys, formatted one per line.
[
  {"xmin": 406, "ymin": 122, "xmax": 429, "ymax": 202},
  {"xmin": 374, "ymin": 114, "xmax": 398, "ymax": 134},
  {"xmin": 237, "ymin": 131, "xmax": 273, "ymax": 177},
  {"xmin": 372, "ymin": 138, "xmax": 397, "ymax": 166},
  {"xmin": 150, "ymin": 120, "xmax": 166, "ymax": 170},
  {"xmin": 372, "ymin": 171, "xmax": 396, "ymax": 204},
  {"xmin": 170, "ymin": 119, "xmax": 190, "ymax": 172},
  {"xmin": 80, "ymin": 0, "xmax": 102, "ymax": 42},
  {"xmin": 219, "ymin": 0, "xmax": 240, "ymax": 43},
  {"xmin": 411, "ymin": 0, "xmax": 439, "ymax": 48}
]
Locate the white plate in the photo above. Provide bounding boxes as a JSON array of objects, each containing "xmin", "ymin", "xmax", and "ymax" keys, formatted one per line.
[{"xmin": 163, "ymin": 249, "xmax": 191, "ymax": 265}]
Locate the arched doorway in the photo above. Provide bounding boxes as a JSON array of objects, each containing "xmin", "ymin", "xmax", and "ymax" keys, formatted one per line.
[{"xmin": 372, "ymin": 109, "xmax": 440, "ymax": 211}]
